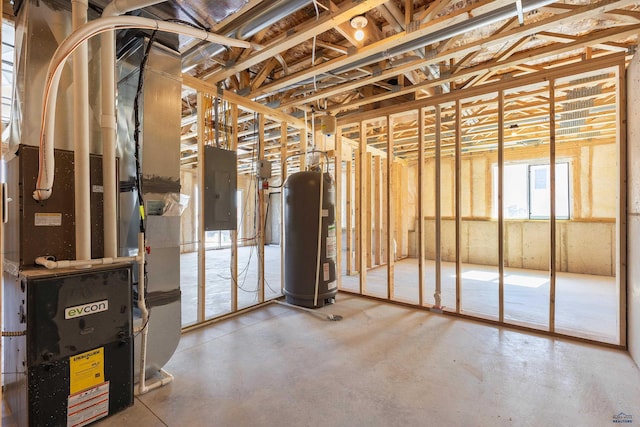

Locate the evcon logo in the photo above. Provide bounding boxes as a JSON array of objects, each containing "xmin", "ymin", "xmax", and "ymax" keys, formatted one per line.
[{"xmin": 65, "ymin": 300, "xmax": 109, "ymax": 320}]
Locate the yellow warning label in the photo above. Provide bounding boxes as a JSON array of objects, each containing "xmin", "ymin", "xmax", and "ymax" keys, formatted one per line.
[{"xmin": 69, "ymin": 347, "xmax": 104, "ymax": 394}]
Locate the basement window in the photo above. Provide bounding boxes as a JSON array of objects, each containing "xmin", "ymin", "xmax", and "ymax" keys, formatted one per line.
[{"xmin": 492, "ymin": 162, "xmax": 570, "ymax": 220}]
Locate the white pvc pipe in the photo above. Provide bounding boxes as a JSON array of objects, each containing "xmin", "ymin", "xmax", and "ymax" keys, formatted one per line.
[
  {"xmin": 100, "ymin": 0, "xmax": 168, "ymax": 259},
  {"xmin": 33, "ymin": 16, "xmax": 253, "ymax": 201},
  {"xmin": 136, "ymin": 231, "xmax": 149, "ymax": 394},
  {"xmin": 71, "ymin": 0, "xmax": 92, "ymax": 261},
  {"xmin": 35, "ymin": 255, "xmax": 141, "ymax": 269}
]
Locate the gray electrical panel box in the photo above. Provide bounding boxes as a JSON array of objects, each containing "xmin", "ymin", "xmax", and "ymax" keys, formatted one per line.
[
  {"xmin": 257, "ymin": 160, "xmax": 272, "ymax": 179},
  {"xmin": 204, "ymin": 146, "xmax": 237, "ymax": 230}
]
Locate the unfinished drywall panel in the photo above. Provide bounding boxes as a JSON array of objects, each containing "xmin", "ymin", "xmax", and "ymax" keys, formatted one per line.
[{"xmin": 627, "ymin": 48, "xmax": 640, "ymax": 366}]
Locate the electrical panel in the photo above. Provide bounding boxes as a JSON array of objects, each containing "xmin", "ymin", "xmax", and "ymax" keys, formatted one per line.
[
  {"xmin": 204, "ymin": 146, "xmax": 237, "ymax": 230},
  {"xmin": 257, "ymin": 160, "xmax": 272, "ymax": 179}
]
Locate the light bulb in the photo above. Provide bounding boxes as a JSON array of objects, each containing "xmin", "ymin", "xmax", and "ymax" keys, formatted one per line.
[{"xmin": 354, "ymin": 29, "xmax": 364, "ymax": 41}]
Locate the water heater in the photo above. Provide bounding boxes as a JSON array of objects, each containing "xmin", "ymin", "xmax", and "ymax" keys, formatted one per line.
[{"xmin": 283, "ymin": 171, "xmax": 337, "ymax": 308}]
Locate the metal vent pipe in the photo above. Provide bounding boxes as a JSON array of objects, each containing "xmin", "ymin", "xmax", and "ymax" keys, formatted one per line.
[{"xmin": 181, "ymin": 0, "xmax": 311, "ymax": 72}]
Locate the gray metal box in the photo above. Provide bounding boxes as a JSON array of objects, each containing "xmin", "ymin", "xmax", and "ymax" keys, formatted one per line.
[
  {"xmin": 204, "ymin": 146, "xmax": 237, "ymax": 230},
  {"xmin": 5, "ymin": 145, "xmax": 107, "ymax": 268}
]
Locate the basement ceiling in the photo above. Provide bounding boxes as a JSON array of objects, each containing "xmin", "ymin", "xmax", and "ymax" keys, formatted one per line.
[{"xmin": 21, "ymin": 0, "xmax": 638, "ymax": 169}]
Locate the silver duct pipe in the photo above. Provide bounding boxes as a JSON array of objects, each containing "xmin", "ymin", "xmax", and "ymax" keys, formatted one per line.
[
  {"xmin": 181, "ymin": 0, "xmax": 311, "ymax": 72},
  {"xmin": 271, "ymin": 0, "xmax": 555, "ymax": 95}
]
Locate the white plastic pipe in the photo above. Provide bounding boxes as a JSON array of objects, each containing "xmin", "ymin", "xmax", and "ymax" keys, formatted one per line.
[
  {"xmin": 35, "ymin": 255, "xmax": 141, "ymax": 269},
  {"xmin": 71, "ymin": 0, "xmax": 92, "ymax": 262},
  {"xmin": 136, "ymin": 231, "xmax": 150, "ymax": 394},
  {"xmin": 101, "ymin": 0, "xmax": 169, "ymax": 259},
  {"xmin": 33, "ymin": 16, "xmax": 253, "ymax": 201}
]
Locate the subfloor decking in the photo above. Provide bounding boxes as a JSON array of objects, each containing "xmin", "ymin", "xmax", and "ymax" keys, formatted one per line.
[
  {"xmin": 97, "ymin": 293, "xmax": 638, "ymax": 426},
  {"xmin": 181, "ymin": 246, "xmax": 618, "ymax": 344}
]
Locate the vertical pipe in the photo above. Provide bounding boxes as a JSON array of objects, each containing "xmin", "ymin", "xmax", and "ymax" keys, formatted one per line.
[
  {"xmin": 196, "ymin": 92, "xmax": 206, "ymax": 323},
  {"xmin": 280, "ymin": 121, "xmax": 288, "ymax": 295},
  {"xmin": 258, "ymin": 114, "xmax": 265, "ymax": 303},
  {"xmin": 617, "ymin": 61, "xmax": 628, "ymax": 347},
  {"xmin": 434, "ymin": 105, "xmax": 442, "ymax": 308},
  {"xmin": 549, "ymin": 79, "xmax": 557, "ymax": 332},
  {"xmin": 335, "ymin": 127, "xmax": 343, "ymax": 289},
  {"xmin": 136, "ymin": 232, "xmax": 149, "ymax": 393},
  {"xmin": 418, "ymin": 108, "xmax": 425, "ymax": 306},
  {"xmin": 387, "ymin": 116, "xmax": 395, "ymax": 299},
  {"xmin": 498, "ymin": 90, "xmax": 505, "ymax": 323},
  {"xmin": 455, "ymin": 100, "xmax": 461, "ymax": 313},
  {"xmin": 72, "ymin": 0, "xmax": 91, "ymax": 261},
  {"xmin": 231, "ymin": 104, "xmax": 239, "ymax": 311},
  {"xmin": 100, "ymin": 31, "xmax": 118, "ymax": 258}
]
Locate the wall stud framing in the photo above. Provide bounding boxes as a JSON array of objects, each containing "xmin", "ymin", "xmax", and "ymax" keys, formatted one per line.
[
  {"xmin": 359, "ymin": 123, "xmax": 367, "ymax": 294},
  {"xmin": 366, "ymin": 151, "xmax": 373, "ymax": 269},
  {"xmin": 258, "ymin": 113, "xmax": 266, "ymax": 303},
  {"xmin": 387, "ymin": 116, "xmax": 395, "ymax": 299},
  {"xmin": 435, "ymin": 105, "xmax": 442, "ymax": 308},
  {"xmin": 455, "ymin": 99, "xmax": 462, "ymax": 313},
  {"xmin": 498, "ymin": 91, "xmax": 505, "ymax": 323},
  {"xmin": 418, "ymin": 108, "xmax": 426, "ymax": 306},
  {"xmin": 196, "ymin": 92, "xmax": 206, "ymax": 323},
  {"xmin": 549, "ymin": 80, "xmax": 556, "ymax": 332},
  {"xmin": 346, "ymin": 159, "xmax": 353, "ymax": 275},
  {"xmin": 374, "ymin": 155, "xmax": 382, "ymax": 266},
  {"xmin": 280, "ymin": 121, "xmax": 288, "ymax": 295},
  {"xmin": 336, "ymin": 127, "xmax": 344, "ymax": 289},
  {"xmin": 231, "ymin": 104, "xmax": 239, "ymax": 311}
]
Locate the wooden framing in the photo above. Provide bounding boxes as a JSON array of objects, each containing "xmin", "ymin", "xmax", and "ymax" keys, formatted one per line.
[
  {"xmin": 418, "ymin": 108, "xmax": 425, "ymax": 306},
  {"xmin": 549, "ymin": 80, "xmax": 557, "ymax": 332},
  {"xmin": 617, "ymin": 60, "xmax": 628, "ymax": 347},
  {"xmin": 374, "ymin": 155, "xmax": 382, "ymax": 266},
  {"xmin": 346, "ymin": 159, "xmax": 353, "ymax": 276},
  {"xmin": 498, "ymin": 91, "xmax": 505, "ymax": 322},
  {"xmin": 359, "ymin": 125, "xmax": 367, "ymax": 294},
  {"xmin": 336, "ymin": 127, "xmax": 343, "ymax": 289},
  {"xmin": 455, "ymin": 100, "xmax": 461, "ymax": 313},
  {"xmin": 258, "ymin": 113, "xmax": 266, "ymax": 303},
  {"xmin": 196, "ymin": 92, "xmax": 206, "ymax": 323},
  {"xmin": 434, "ymin": 104, "xmax": 442, "ymax": 308},
  {"xmin": 355, "ymin": 147, "xmax": 361, "ymax": 275},
  {"xmin": 280, "ymin": 121, "xmax": 288, "ymax": 294},
  {"xmin": 366, "ymin": 151, "xmax": 373, "ymax": 269},
  {"xmin": 231, "ymin": 104, "xmax": 239, "ymax": 312},
  {"xmin": 387, "ymin": 116, "xmax": 395, "ymax": 299}
]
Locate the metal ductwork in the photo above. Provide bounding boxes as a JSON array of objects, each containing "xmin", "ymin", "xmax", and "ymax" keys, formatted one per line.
[
  {"xmin": 275, "ymin": 0, "xmax": 556, "ymax": 95},
  {"xmin": 181, "ymin": 0, "xmax": 311, "ymax": 72}
]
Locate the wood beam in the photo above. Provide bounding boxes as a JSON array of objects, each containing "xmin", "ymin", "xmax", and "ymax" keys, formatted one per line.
[
  {"xmin": 337, "ymin": 52, "xmax": 626, "ymax": 125},
  {"xmin": 206, "ymin": 0, "xmax": 390, "ymax": 85},
  {"xmin": 183, "ymin": 74, "xmax": 307, "ymax": 130}
]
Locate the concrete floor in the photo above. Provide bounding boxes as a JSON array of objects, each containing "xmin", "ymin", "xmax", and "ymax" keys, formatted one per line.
[
  {"xmin": 182, "ymin": 246, "xmax": 619, "ymax": 344},
  {"xmin": 90, "ymin": 293, "xmax": 639, "ymax": 426}
]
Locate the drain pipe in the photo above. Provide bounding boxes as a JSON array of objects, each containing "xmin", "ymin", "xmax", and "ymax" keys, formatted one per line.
[
  {"xmin": 33, "ymin": 16, "xmax": 252, "ymax": 203},
  {"xmin": 71, "ymin": 0, "xmax": 92, "ymax": 262},
  {"xmin": 101, "ymin": 0, "xmax": 168, "ymax": 259},
  {"xmin": 135, "ymin": 231, "xmax": 151, "ymax": 394}
]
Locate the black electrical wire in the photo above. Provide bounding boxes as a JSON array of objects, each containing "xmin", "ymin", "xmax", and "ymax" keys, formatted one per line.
[{"xmin": 133, "ymin": 29, "xmax": 158, "ymax": 234}]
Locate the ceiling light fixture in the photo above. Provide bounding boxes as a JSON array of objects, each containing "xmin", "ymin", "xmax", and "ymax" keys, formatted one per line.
[{"xmin": 350, "ymin": 15, "xmax": 368, "ymax": 42}]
